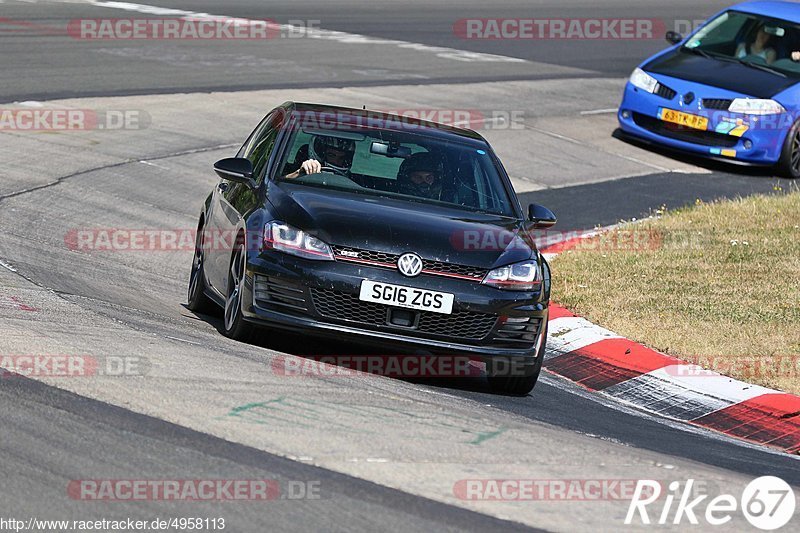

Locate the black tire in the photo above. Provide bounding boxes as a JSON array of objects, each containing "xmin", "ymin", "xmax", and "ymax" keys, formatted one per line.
[
  {"xmin": 777, "ymin": 119, "xmax": 800, "ymax": 179},
  {"xmin": 187, "ymin": 222, "xmax": 216, "ymax": 314},
  {"xmin": 223, "ymin": 243, "xmax": 256, "ymax": 342},
  {"xmin": 487, "ymin": 324, "xmax": 548, "ymax": 396}
]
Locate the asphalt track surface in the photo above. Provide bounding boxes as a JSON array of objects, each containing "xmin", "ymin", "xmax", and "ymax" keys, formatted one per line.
[
  {"xmin": 0, "ymin": 0, "xmax": 734, "ymax": 102},
  {"xmin": 1, "ymin": 1, "xmax": 799, "ymax": 532}
]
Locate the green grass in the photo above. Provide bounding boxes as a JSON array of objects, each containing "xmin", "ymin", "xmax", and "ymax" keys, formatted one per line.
[{"xmin": 551, "ymin": 189, "xmax": 800, "ymax": 394}]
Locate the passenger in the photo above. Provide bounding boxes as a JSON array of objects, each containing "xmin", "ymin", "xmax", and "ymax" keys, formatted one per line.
[{"xmin": 396, "ymin": 152, "xmax": 445, "ymax": 200}]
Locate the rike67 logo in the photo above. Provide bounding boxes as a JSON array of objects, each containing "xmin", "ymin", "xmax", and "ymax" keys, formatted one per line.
[{"xmin": 626, "ymin": 477, "xmax": 796, "ymax": 530}]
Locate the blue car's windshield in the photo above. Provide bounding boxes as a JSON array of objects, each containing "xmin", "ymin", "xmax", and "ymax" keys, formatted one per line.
[
  {"xmin": 276, "ymin": 121, "xmax": 517, "ymax": 217},
  {"xmin": 683, "ymin": 10, "xmax": 800, "ymax": 78}
]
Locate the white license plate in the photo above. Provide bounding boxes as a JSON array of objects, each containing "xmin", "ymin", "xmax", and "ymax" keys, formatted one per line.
[{"xmin": 359, "ymin": 280, "xmax": 454, "ymax": 315}]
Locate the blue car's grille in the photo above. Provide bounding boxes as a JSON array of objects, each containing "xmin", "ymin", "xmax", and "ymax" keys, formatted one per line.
[
  {"xmin": 633, "ymin": 113, "xmax": 739, "ymax": 148},
  {"xmin": 702, "ymin": 98, "xmax": 733, "ymax": 110},
  {"xmin": 655, "ymin": 83, "xmax": 677, "ymax": 100}
]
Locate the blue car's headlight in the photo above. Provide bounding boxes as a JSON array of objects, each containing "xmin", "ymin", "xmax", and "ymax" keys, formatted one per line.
[
  {"xmin": 629, "ymin": 68, "xmax": 658, "ymax": 94},
  {"xmin": 482, "ymin": 260, "xmax": 541, "ymax": 291},
  {"xmin": 728, "ymin": 98, "xmax": 785, "ymax": 115},
  {"xmin": 263, "ymin": 221, "xmax": 334, "ymax": 261}
]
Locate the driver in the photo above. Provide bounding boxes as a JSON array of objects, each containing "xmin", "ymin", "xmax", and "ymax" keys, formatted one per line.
[
  {"xmin": 397, "ymin": 152, "xmax": 445, "ymax": 200},
  {"xmin": 283, "ymin": 134, "xmax": 356, "ymax": 179},
  {"xmin": 736, "ymin": 24, "xmax": 777, "ymax": 64}
]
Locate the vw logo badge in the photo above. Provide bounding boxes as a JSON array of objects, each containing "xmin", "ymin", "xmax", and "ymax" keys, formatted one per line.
[{"xmin": 397, "ymin": 253, "xmax": 423, "ymax": 277}]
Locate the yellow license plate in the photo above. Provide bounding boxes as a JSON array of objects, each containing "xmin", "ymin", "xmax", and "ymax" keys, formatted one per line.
[{"xmin": 658, "ymin": 108, "xmax": 708, "ymax": 131}]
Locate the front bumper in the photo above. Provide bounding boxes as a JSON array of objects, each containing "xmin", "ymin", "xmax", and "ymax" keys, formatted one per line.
[
  {"xmin": 617, "ymin": 81, "xmax": 789, "ymax": 165},
  {"xmin": 239, "ymin": 250, "xmax": 548, "ymax": 360}
]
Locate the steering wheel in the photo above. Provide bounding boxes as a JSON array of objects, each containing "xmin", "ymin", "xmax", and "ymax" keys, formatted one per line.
[{"xmin": 319, "ymin": 165, "xmax": 349, "ymax": 177}]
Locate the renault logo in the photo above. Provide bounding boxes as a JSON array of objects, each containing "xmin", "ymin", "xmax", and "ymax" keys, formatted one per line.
[
  {"xmin": 397, "ymin": 253, "xmax": 423, "ymax": 277},
  {"xmin": 683, "ymin": 92, "xmax": 695, "ymax": 105}
]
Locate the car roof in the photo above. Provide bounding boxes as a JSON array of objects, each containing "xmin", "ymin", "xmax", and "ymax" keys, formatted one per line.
[
  {"xmin": 732, "ymin": 1, "xmax": 800, "ymax": 24},
  {"xmin": 282, "ymin": 101, "xmax": 490, "ymax": 146}
]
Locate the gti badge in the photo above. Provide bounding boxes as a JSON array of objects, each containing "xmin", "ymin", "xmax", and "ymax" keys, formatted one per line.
[
  {"xmin": 397, "ymin": 253, "xmax": 423, "ymax": 277},
  {"xmin": 683, "ymin": 91, "xmax": 695, "ymax": 105}
]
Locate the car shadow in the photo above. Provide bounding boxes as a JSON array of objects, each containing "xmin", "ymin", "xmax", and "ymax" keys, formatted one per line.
[
  {"xmin": 612, "ymin": 128, "xmax": 781, "ymax": 178},
  {"xmin": 184, "ymin": 304, "xmax": 499, "ymax": 395}
]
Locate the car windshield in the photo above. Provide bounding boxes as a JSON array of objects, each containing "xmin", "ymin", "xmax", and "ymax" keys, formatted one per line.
[
  {"xmin": 275, "ymin": 120, "xmax": 517, "ymax": 217},
  {"xmin": 682, "ymin": 10, "xmax": 800, "ymax": 77}
]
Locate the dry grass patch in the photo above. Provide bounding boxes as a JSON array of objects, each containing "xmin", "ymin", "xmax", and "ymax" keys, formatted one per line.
[{"xmin": 551, "ymin": 190, "xmax": 800, "ymax": 394}]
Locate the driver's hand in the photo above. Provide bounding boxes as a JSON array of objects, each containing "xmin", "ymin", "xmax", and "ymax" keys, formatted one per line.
[
  {"xmin": 300, "ymin": 159, "xmax": 322, "ymax": 175},
  {"xmin": 793, "ymin": 51, "xmax": 800, "ymax": 62}
]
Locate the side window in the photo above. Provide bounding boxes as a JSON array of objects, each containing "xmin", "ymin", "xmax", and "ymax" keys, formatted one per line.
[
  {"xmin": 244, "ymin": 112, "xmax": 282, "ymax": 185},
  {"xmin": 238, "ymin": 113, "xmax": 273, "ymax": 159},
  {"xmin": 250, "ymin": 128, "xmax": 279, "ymax": 184}
]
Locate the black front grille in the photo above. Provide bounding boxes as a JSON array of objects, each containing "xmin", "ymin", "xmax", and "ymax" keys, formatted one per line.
[
  {"xmin": 492, "ymin": 317, "xmax": 542, "ymax": 346},
  {"xmin": 253, "ymin": 275, "xmax": 309, "ymax": 313},
  {"xmin": 702, "ymin": 98, "xmax": 732, "ymax": 110},
  {"xmin": 310, "ymin": 288, "xmax": 387, "ymax": 326},
  {"xmin": 417, "ymin": 310, "xmax": 498, "ymax": 339},
  {"xmin": 632, "ymin": 112, "xmax": 739, "ymax": 148},
  {"xmin": 655, "ymin": 83, "xmax": 677, "ymax": 100},
  {"xmin": 310, "ymin": 288, "xmax": 497, "ymax": 340},
  {"xmin": 331, "ymin": 246, "xmax": 487, "ymax": 281},
  {"xmin": 333, "ymin": 247, "xmax": 397, "ymax": 265}
]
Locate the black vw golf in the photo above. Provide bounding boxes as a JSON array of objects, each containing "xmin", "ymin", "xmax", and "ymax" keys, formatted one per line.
[{"xmin": 188, "ymin": 102, "xmax": 557, "ymax": 395}]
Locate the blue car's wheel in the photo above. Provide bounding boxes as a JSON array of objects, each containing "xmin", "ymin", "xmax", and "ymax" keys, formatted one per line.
[{"xmin": 778, "ymin": 120, "xmax": 800, "ymax": 179}]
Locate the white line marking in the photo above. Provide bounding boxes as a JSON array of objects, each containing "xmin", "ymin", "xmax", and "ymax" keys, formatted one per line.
[
  {"xmin": 0, "ymin": 260, "xmax": 17, "ymax": 272},
  {"xmin": 604, "ymin": 372, "xmax": 733, "ymax": 421},
  {"xmin": 580, "ymin": 108, "xmax": 618, "ymax": 115},
  {"xmin": 82, "ymin": 1, "xmax": 525, "ymax": 63},
  {"xmin": 138, "ymin": 160, "xmax": 169, "ymax": 170},
  {"xmin": 545, "ymin": 316, "xmax": 622, "ymax": 357},
  {"xmin": 528, "ymin": 126, "xmax": 585, "ymax": 146},
  {"xmin": 645, "ymin": 365, "xmax": 776, "ymax": 404},
  {"xmin": 164, "ymin": 335, "xmax": 202, "ymax": 346}
]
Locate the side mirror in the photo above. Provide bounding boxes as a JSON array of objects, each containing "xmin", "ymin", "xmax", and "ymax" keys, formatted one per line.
[
  {"xmin": 214, "ymin": 158, "xmax": 255, "ymax": 186},
  {"xmin": 528, "ymin": 203, "xmax": 557, "ymax": 229},
  {"xmin": 666, "ymin": 31, "xmax": 683, "ymax": 45}
]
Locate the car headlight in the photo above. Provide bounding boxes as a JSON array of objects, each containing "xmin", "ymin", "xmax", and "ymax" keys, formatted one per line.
[
  {"xmin": 263, "ymin": 221, "xmax": 333, "ymax": 260},
  {"xmin": 482, "ymin": 260, "xmax": 541, "ymax": 291},
  {"xmin": 728, "ymin": 98, "xmax": 785, "ymax": 115},
  {"xmin": 629, "ymin": 68, "xmax": 658, "ymax": 94}
]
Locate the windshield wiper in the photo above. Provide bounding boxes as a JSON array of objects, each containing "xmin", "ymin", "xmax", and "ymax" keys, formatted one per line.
[
  {"xmin": 736, "ymin": 58, "xmax": 787, "ymax": 78},
  {"xmin": 682, "ymin": 46, "xmax": 715, "ymax": 60},
  {"xmin": 683, "ymin": 47, "xmax": 739, "ymax": 64}
]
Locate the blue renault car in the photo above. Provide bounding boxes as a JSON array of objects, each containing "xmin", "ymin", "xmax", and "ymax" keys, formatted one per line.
[{"xmin": 618, "ymin": 1, "xmax": 800, "ymax": 177}]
